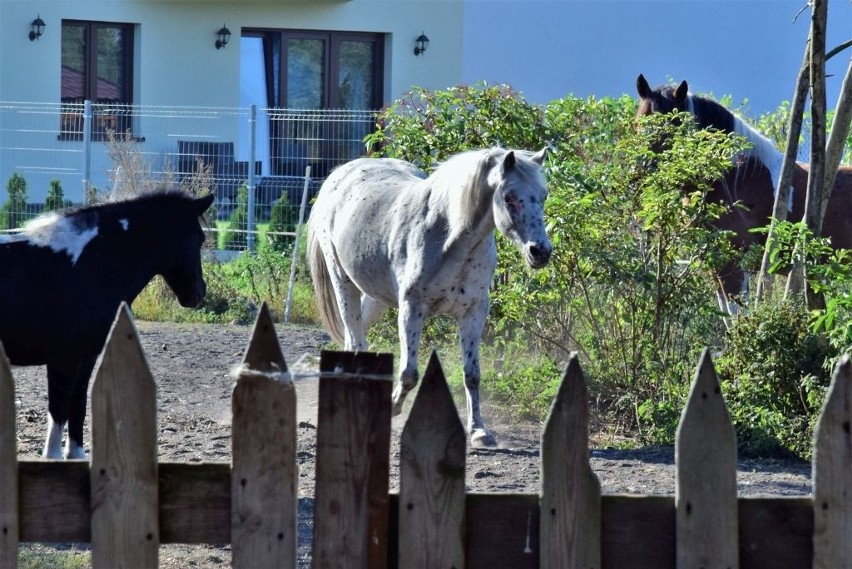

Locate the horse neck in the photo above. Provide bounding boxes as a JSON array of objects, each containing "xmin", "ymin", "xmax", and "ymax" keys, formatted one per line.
[
  {"xmin": 79, "ymin": 222, "xmax": 165, "ymax": 303},
  {"xmin": 691, "ymin": 94, "xmax": 783, "ymax": 185}
]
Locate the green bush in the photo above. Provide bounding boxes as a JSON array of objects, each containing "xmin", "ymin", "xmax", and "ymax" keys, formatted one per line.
[
  {"xmin": 365, "ymin": 83, "xmax": 548, "ymax": 168},
  {"xmin": 45, "ymin": 179, "xmax": 71, "ymax": 211},
  {"xmin": 223, "ymin": 184, "xmax": 249, "ymax": 250},
  {"xmin": 2, "ymin": 172, "xmax": 29, "ymax": 229},
  {"xmin": 717, "ymin": 297, "xmax": 836, "ymax": 459},
  {"xmin": 267, "ymin": 193, "xmax": 298, "ymax": 252},
  {"xmin": 368, "ymin": 83, "xmax": 750, "ymax": 442},
  {"xmin": 515, "ymin": 109, "xmax": 746, "ymax": 443}
]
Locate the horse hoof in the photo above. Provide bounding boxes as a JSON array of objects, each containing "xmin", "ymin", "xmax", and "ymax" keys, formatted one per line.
[
  {"xmin": 391, "ymin": 385, "xmax": 407, "ymax": 416},
  {"xmin": 391, "ymin": 400, "xmax": 404, "ymax": 417},
  {"xmin": 65, "ymin": 446, "xmax": 87, "ymax": 460},
  {"xmin": 470, "ymin": 429, "xmax": 497, "ymax": 448}
]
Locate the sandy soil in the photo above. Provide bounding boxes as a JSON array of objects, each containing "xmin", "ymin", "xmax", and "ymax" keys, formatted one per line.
[{"xmin": 11, "ymin": 321, "xmax": 812, "ymax": 567}]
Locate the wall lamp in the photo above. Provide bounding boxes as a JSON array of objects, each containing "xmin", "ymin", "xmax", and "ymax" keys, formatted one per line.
[
  {"xmin": 215, "ymin": 24, "xmax": 232, "ymax": 49},
  {"xmin": 29, "ymin": 15, "xmax": 46, "ymax": 42},
  {"xmin": 414, "ymin": 32, "xmax": 429, "ymax": 56}
]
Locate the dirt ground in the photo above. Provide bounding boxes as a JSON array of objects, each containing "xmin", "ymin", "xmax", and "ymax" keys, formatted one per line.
[{"xmin": 11, "ymin": 321, "xmax": 813, "ymax": 567}]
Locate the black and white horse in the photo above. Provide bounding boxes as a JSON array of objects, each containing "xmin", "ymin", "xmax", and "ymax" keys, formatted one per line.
[{"xmin": 0, "ymin": 190, "xmax": 213, "ymax": 458}]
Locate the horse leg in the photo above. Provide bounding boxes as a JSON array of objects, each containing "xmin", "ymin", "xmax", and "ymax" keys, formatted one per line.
[
  {"xmin": 44, "ymin": 365, "xmax": 74, "ymax": 459},
  {"xmin": 361, "ymin": 295, "xmax": 388, "ymax": 331},
  {"xmin": 326, "ymin": 265, "xmax": 369, "ymax": 351},
  {"xmin": 458, "ymin": 309, "xmax": 496, "ymax": 447},
  {"xmin": 66, "ymin": 358, "xmax": 96, "ymax": 459},
  {"xmin": 392, "ymin": 299, "xmax": 424, "ymax": 416}
]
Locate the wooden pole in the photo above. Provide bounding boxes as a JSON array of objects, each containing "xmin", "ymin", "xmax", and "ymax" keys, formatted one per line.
[
  {"xmin": 786, "ymin": 0, "xmax": 827, "ymax": 302},
  {"xmin": 755, "ymin": 35, "xmax": 810, "ymax": 303},
  {"xmin": 820, "ymin": 57, "xmax": 852, "ymax": 221}
]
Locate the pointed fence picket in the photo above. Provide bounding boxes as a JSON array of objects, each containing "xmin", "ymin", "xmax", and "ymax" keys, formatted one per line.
[
  {"xmin": 540, "ymin": 355, "xmax": 601, "ymax": 568},
  {"xmin": 675, "ymin": 348, "xmax": 738, "ymax": 568},
  {"xmin": 812, "ymin": 356, "xmax": 852, "ymax": 568},
  {"xmin": 1, "ymin": 303, "xmax": 852, "ymax": 567},
  {"xmin": 230, "ymin": 303, "xmax": 297, "ymax": 569},
  {"xmin": 90, "ymin": 304, "xmax": 159, "ymax": 569},
  {"xmin": 399, "ymin": 352, "xmax": 467, "ymax": 569},
  {"xmin": 0, "ymin": 343, "xmax": 17, "ymax": 569}
]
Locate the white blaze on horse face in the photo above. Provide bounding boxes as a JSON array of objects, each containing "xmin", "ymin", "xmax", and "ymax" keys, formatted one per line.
[
  {"xmin": 119, "ymin": 218, "xmax": 129, "ymax": 231},
  {"xmin": 20, "ymin": 212, "xmax": 99, "ymax": 265}
]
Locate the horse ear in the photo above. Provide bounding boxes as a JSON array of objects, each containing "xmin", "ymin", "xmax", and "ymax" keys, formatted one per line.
[
  {"xmin": 674, "ymin": 80, "xmax": 689, "ymax": 103},
  {"xmin": 530, "ymin": 147, "xmax": 547, "ymax": 165},
  {"xmin": 637, "ymin": 74, "xmax": 652, "ymax": 98},
  {"xmin": 501, "ymin": 151, "xmax": 516, "ymax": 174},
  {"xmin": 195, "ymin": 193, "xmax": 215, "ymax": 214}
]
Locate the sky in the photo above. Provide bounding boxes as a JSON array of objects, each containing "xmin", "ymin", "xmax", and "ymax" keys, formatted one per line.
[{"xmin": 463, "ymin": 0, "xmax": 852, "ymax": 120}]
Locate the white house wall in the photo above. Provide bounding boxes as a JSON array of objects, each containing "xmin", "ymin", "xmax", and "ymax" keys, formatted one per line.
[{"xmin": 0, "ymin": 0, "xmax": 463, "ymax": 201}]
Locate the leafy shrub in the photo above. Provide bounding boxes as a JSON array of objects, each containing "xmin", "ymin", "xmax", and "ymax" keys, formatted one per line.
[
  {"xmin": 717, "ymin": 297, "xmax": 836, "ymax": 459},
  {"xmin": 223, "ymin": 184, "xmax": 249, "ymax": 250},
  {"xmin": 480, "ymin": 351, "xmax": 564, "ymax": 419},
  {"xmin": 365, "ymin": 83, "xmax": 547, "ymax": 168},
  {"xmin": 366, "ymin": 84, "xmax": 752, "ymax": 443},
  {"xmin": 2, "ymin": 172, "xmax": 29, "ymax": 229},
  {"xmin": 45, "ymin": 179, "xmax": 71, "ymax": 211},
  {"xmin": 267, "ymin": 193, "xmax": 298, "ymax": 252}
]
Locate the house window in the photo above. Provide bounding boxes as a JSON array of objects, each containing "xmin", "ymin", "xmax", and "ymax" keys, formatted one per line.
[
  {"xmin": 60, "ymin": 20, "xmax": 134, "ymax": 140},
  {"xmin": 243, "ymin": 29, "xmax": 384, "ymax": 177},
  {"xmin": 272, "ymin": 30, "xmax": 383, "ymax": 110}
]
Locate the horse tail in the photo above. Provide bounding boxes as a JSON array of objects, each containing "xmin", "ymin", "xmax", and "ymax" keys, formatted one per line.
[{"xmin": 307, "ymin": 226, "xmax": 346, "ymax": 346}]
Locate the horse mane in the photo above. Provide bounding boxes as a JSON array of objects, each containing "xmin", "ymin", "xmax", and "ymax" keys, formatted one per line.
[
  {"xmin": 424, "ymin": 147, "xmax": 541, "ymax": 237},
  {"xmin": 686, "ymin": 92, "xmax": 784, "ymax": 193}
]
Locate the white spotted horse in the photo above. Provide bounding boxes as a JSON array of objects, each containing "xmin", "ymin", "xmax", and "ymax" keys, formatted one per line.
[
  {"xmin": 0, "ymin": 190, "xmax": 213, "ymax": 458},
  {"xmin": 636, "ymin": 74, "xmax": 852, "ymax": 302},
  {"xmin": 307, "ymin": 147, "xmax": 551, "ymax": 446}
]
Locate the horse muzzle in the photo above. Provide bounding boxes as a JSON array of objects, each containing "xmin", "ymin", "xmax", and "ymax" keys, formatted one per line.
[
  {"xmin": 525, "ymin": 242, "xmax": 552, "ymax": 269},
  {"xmin": 176, "ymin": 281, "xmax": 206, "ymax": 308}
]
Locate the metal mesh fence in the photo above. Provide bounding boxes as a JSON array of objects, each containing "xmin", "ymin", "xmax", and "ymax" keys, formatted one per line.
[{"xmin": 0, "ymin": 101, "xmax": 377, "ymax": 251}]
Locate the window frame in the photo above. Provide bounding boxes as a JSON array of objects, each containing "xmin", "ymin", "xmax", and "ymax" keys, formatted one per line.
[
  {"xmin": 247, "ymin": 28, "xmax": 385, "ymax": 110},
  {"xmin": 60, "ymin": 19, "xmax": 135, "ymax": 141}
]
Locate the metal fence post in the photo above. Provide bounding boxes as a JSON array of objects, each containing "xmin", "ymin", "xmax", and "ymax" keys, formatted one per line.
[
  {"xmin": 83, "ymin": 100, "xmax": 93, "ymax": 202},
  {"xmin": 284, "ymin": 165, "xmax": 312, "ymax": 323},
  {"xmin": 247, "ymin": 104, "xmax": 257, "ymax": 252}
]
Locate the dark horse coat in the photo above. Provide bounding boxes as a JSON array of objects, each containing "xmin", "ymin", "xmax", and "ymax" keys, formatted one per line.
[
  {"xmin": 0, "ymin": 191, "xmax": 213, "ymax": 458},
  {"xmin": 636, "ymin": 74, "xmax": 852, "ymax": 298}
]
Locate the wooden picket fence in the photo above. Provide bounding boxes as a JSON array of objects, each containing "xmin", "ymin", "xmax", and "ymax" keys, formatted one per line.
[{"xmin": 1, "ymin": 302, "xmax": 852, "ymax": 568}]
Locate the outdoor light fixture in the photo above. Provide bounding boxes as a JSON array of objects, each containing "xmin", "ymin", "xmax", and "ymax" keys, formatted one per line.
[
  {"xmin": 215, "ymin": 24, "xmax": 231, "ymax": 49},
  {"xmin": 29, "ymin": 15, "xmax": 45, "ymax": 41},
  {"xmin": 414, "ymin": 32, "xmax": 429, "ymax": 56}
]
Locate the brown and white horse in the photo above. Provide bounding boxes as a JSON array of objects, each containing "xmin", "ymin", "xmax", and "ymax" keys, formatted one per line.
[{"xmin": 636, "ymin": 74, "xmax": 852, "ymax": 300}]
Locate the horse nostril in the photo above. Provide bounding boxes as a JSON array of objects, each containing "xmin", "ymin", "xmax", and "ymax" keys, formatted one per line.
[{"xmin": 527, "ymin": 245, "xmax": 551, "ymax": 267}]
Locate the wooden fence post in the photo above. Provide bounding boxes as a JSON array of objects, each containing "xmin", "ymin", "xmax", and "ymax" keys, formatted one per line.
[
  {"xmin": 0, "ymin": 342, "xmax": 18, "ymax": 569},
  {"xmin": 399, "ymin": 352, "xmax": 466, "ymax": 568},
  {"xmin": 675, "ymin": 349, "xmax": 737, "ymax": 568},
  {"xmin": 540, "ymin": 354, "xmax": 601, "ymax": 568},
  {"xmin": 90, "ymin": 303, "xmax": 159, "ymax": 569},
  {"xmin": 231, "ymin": 302, "xmax": 297, "ymax": 569},
  {"xmin": 813, "ymin": 355, "xmax": 852, "ymax": 567},
  {"xmin": 312, "ymin": 350, "xmax": 393, "ymax": 569}
]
